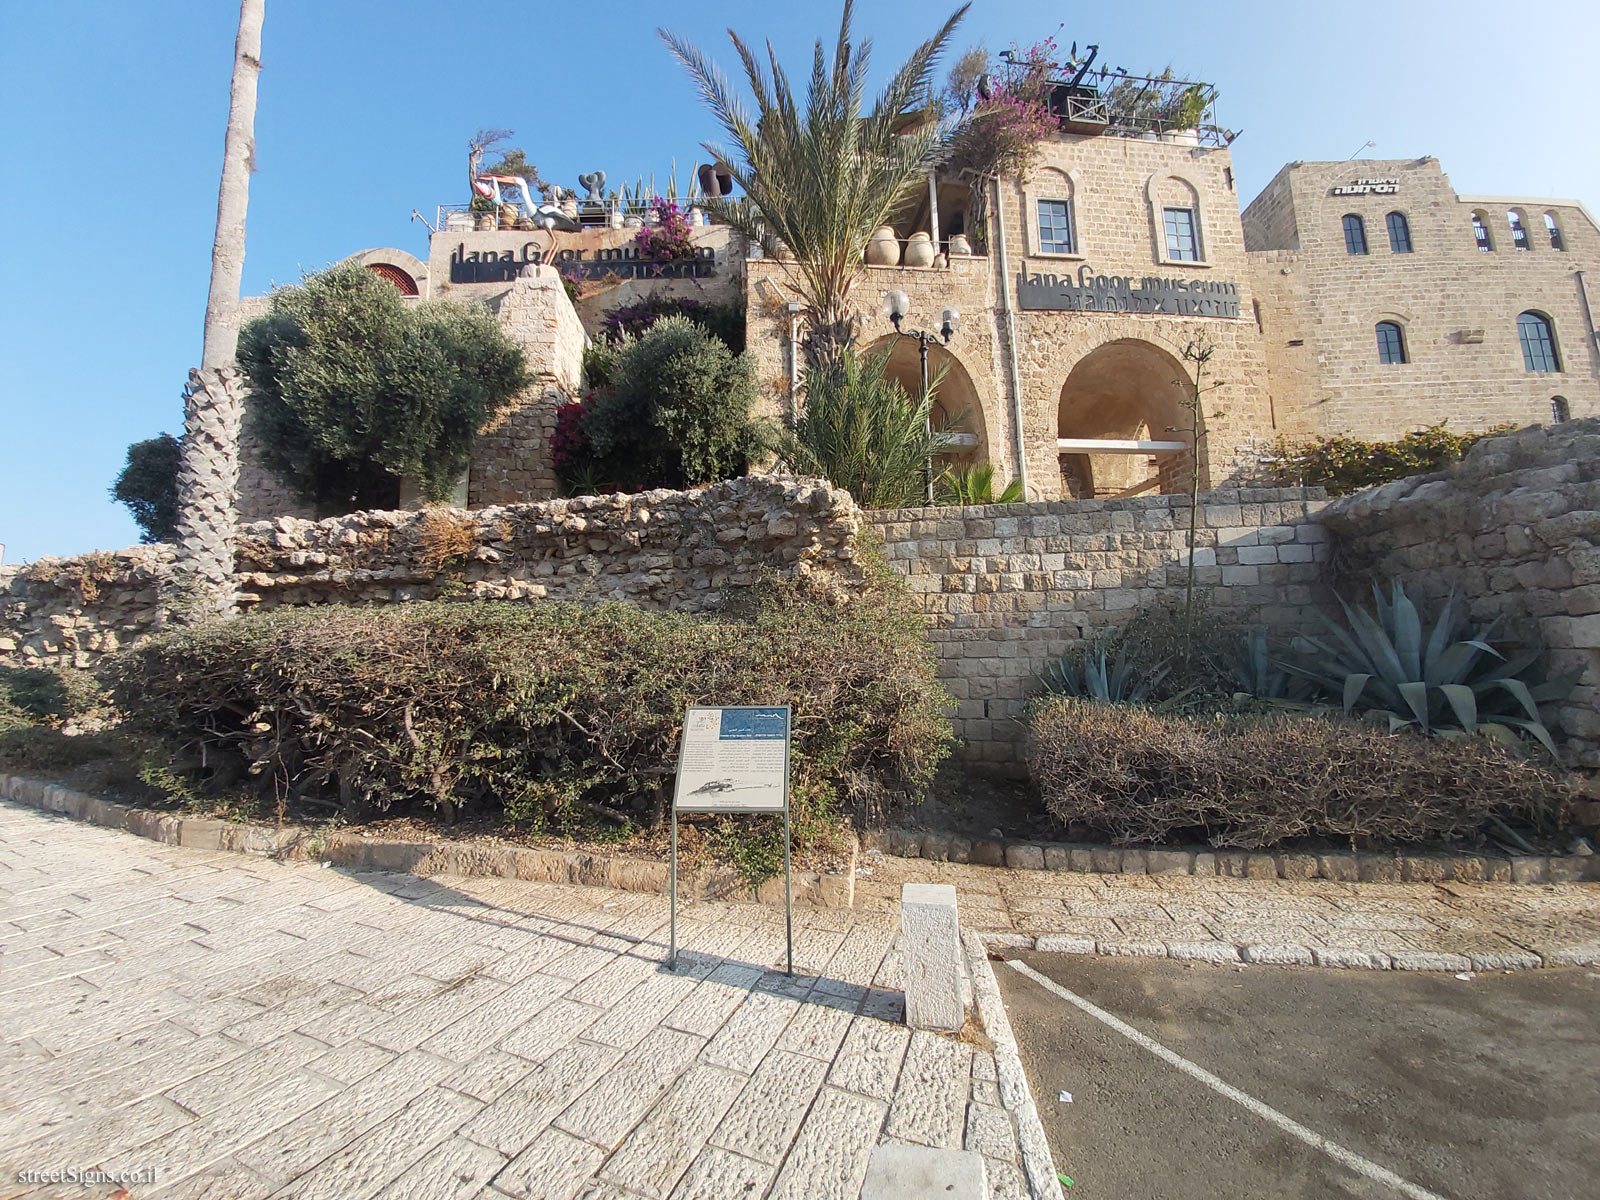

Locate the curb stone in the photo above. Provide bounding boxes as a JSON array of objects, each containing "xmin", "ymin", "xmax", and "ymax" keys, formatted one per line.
[
  {"xmin": 0, "ymin": 773, "xmax": 857, "ymax": 909},
  {"xmin": 961, "ymin": 928, "xmax": 1064, "ymax": 1200},
  {"xmin": 865, "ymin": 828, "xmax": 1598, "ymax": 884}
]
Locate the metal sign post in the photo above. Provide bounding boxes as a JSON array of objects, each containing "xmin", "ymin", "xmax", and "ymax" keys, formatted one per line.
[{"xmin": 669, "ymin": 705, "xmax": 793, "ymax": 975}]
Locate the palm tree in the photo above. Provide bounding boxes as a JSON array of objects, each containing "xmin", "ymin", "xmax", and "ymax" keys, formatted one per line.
[
  {"xmin": 660, "ymin": 0, "xmax": 968, "ymax": 370},
  {"xmin": 937, "ymin": 462, "xmax": 1024, "ymax": 506},
  {"xmin": 775, "ymin": 348, "xmax": 960, "ymax": 509},
  {"xmin": 166, "ymin": 0, "xmax": 264, "ymax": 624}
]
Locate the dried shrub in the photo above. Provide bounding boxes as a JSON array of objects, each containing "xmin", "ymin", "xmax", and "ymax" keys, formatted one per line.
[
  {"xmin": 26, "ymin": 551, "xmax": 122, "ymax": 604},
  {"xmin": 1268, "ymin": 422, "xmax": 1516, "ymax": 496},
  {"xmin": 415, "ymin": 510, "xmax": 479, "ymax": 575},
  {"xmin": 100, "ymin": 571, "xmax": 951, "ymax": 840},
  {"xmin": 1026, "ymin": 697, "xmax": 1571, "ymax": 849}
]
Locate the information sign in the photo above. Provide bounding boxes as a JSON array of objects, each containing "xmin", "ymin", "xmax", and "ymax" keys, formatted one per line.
[{"xmin": 668, "ymin": 706, "xmax": 794, "ymax": 973}]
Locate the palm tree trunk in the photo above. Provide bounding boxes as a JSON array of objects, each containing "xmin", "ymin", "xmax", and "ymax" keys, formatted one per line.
[{"xmin": 166, "ymin": 0, "xmax": 264, "ymax": 625}]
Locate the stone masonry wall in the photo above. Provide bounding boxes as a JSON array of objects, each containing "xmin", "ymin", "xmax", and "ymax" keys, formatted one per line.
[
  {"xmin": 1319, "ymin": 419, "xmax": 1600, "ymax": 768},
  {"xmin": 866, "ymin": 488, "xmax": 1332, "ymax": 768},
  {"xmin": 0, "ymin": 478, "xmax": 862, "ymax": 670}
]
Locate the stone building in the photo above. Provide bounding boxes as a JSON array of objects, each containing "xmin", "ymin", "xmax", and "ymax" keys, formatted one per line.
[
  {"xmin": 1243, "ymin": 158, "xmax": 1600, "ymax": 440},
  {"xmin": 231, "ymin": 73, "xmax": 1598, "ymax": 520}
]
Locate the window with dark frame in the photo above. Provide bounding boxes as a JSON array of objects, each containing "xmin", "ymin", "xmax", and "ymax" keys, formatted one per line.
[
  {"xmin": 1037, "ymin": 198, "xmax": 1076, "ymax": 254},
  {"xmin": 1162, "ymin": 206, "xmax": 1200, "ymax": 261},
  {"xmin": 1546, "ymin": 213, "xmax": 1565, "ymax": 251},
  {"xmin": 1375, "ymin": 321, "xmax": 1407, "ymax": 364},
  {"xmin": 1551, "ymin": 396, "xmax": 1571, "ymax": 423},
  {"xmin": 1472, "ymin": 213, "xmax": 1493, "ymax": 252},
  {"xmin": 1518, "ymin": 312, "xmax": 1560, "ymax": 372},
  {"xmin": 1343, "ymin": 213, "xmax": 1368, "ymax": 255},
  {"xmin": 1386, "ymin": 211, "xmax": 1412, "ymax": 254}
]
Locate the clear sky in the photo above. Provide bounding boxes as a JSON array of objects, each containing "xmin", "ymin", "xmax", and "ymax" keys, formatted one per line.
[{"xmin": 3, "ymin": 0, "xmax": 1596, "ymax": 563}]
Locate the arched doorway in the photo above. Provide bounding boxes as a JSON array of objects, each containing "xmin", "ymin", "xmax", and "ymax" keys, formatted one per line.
[
  {"xmin": 862, "ymin": 334, "xmax": 991, "ymax": 473},
  {"xmin": 1057, "ymin": 339, "xmax": 1201, "ymax": 498}
]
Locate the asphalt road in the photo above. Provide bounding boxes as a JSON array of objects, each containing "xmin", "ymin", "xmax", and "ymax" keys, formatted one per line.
[{"xmin": 996, "ymin": 951, "xmax": 1600, "ymax": 1200}]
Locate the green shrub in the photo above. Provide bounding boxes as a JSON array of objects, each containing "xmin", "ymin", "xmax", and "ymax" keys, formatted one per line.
[
  {"xmin": 1287, "ymin": 581, "xmax": 1578, "ymax": 756},
  {"xmin": 574, "ymin": 316, "xmax": 764, "ymax": 491},
  {"xmin": 0, "ymin": 667, "xmax": 104, "ymax": 729},
  {"xmin": 936, "ymin": 462, "xmax": 1023, "ymax": 506},
  {"xmin": 1268, "ymin": 423, "xmax": 1516, "ymax": 496},
  {"xmin": 776, "ymin": 349, "xmax": 961, "ymax": 509},
  {"xmin": 1026, "ymin": 697, "xmax": 1570, "ymax": 849},
  {"xmin": 239, "ymin": 263, "xmax": 530, "ymax": 512},
  {"xmin": 110, "ymin": 433, "xmax": 181, "ymax": 544},
  {"xmin": 100, "ymin": 579, "xmax": 950, "ymax": 841}
]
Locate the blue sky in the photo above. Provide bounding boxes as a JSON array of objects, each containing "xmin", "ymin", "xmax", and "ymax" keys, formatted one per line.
[{"xmin": 3, "ymin": 0, "xmax": 1597, "ymax": 563}]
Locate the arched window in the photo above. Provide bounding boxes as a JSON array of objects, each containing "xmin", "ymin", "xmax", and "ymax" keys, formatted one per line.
[
  {"xmin": 1385, "ymin": 212, "xmax": 1412, "ymax": 253},
  {"xmin": 1471, "ymin": 212, "xmax": 1493, "ymax": 252},
  {"xmin": 1343, "ymin": 214, "xmax": 1368, "ymax": 255},
  {"xmin": 364, "ymin": 262, "xmax": 419, "ymax": 296},
  {"xmin": 1545, "ymin": 212, "xmax": 1565, "ymax": 251},
  {"xmin": 1517, "ymin": 312, "xmax": 1560, "ymax": 372},
  {"xmin": 1375, "ymin": 321, "xmax": 1407, "ymax": 364},
  {"xmin": 1551, "ymin": 396, "xmax": 1571, "ymax": 423},
  {"xmin": 1508, "ymin": 210, "xmax": 1530, "ymax": 250}
]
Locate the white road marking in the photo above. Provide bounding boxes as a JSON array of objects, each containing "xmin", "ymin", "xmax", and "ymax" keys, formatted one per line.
[{"xmin": 1007, "ymin": 959, "xmax": 1454, "ymax": 1200}]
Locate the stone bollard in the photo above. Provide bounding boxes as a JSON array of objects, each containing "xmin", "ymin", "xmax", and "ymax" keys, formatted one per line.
[{"xmin": 901, "ymin": 883, "xmax": 964, "ymax": 1032}]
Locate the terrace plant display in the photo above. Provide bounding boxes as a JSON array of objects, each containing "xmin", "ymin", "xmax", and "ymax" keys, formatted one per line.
[
  {"xmin": 775, "ymin": 347, "xmax": 960, "ymax": 509},
  {"xmin": 634, "ymin": 200, "xmax": 699, "ymax": 261},
  {"xmin": 660, "ymin": 0, "xmax": 969, "ymax": 368},
  {"xmin": 1285, "ymin": 580, "xmax": 1579, "ymax": 756},
  {"xmin": 238, "ymin": 263, "xmax": 529, "ymax": 513}
]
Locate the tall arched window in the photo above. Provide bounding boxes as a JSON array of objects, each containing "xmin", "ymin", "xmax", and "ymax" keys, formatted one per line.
[
  {"xmin": 1343, "ymin": 214, "xmax": 1368, "ymax": 255},
  {"xmin": 1517, "ymin": 312, "xmax": 1560, "ymax": 373},
  {"xmin": 1471, "ymin": 212, "xmax": 1494, "ymax": 252},
  {"xmin": 1385, "ymin": 212, "xmax": 1412, "ymax": 253},
  {"xmin": 1508, "ymin": 209, "xmax": 1530, "ymax": 250},
  {"xmin": 1545, "ymin": 212, "xmax": 1565, "ymax": 251},
  {"xmin": 1551, "ymin": 396, "xmax": 1571, "ymax": 423},
  {"xmin": 1375, "ymin": 321, "xmax": 1407, "ymax": 364}
]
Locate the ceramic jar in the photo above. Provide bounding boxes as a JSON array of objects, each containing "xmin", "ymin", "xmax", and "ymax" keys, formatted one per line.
[
  {"xmin": 866, "ymin": 225, "xmax": 901, "ymax": 266},
  {"xmin": 903, "ymin": 231, "xmax": 936, "ymax": 268}
]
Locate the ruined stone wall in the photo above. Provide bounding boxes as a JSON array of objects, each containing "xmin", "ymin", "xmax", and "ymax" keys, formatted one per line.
[
  {"xmin": 0, "ymin": 478, "xmax": 862, "ymax": 669},
  {"xmin": 865, "ymin": 488, "xmax": 1332, "ymax": 768},
  {"xmin": 1319, "ymin": 419, "xmax": 1600, "ymax": 768}
]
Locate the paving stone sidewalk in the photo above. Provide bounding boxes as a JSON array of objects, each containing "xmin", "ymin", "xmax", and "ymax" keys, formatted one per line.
[
  {"xmin": 855, "ymin": 851, "xmax": 1600, "ymax": 971},
  {"xmin": 0, "ymin": 802, "xmax": 1035, "ymax": 1200}
]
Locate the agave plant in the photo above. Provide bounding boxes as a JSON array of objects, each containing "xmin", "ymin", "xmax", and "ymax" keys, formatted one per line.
[
  {"xmin": 1286, "ymin": 580, "xmax": 1578, "ymax": 755},
  {"xmin": 937, "ymin": 462, "xmax": 1024, "ymax": 506},
  {"xmin": 1037, "ymin": 645, "xmax": 1169, "ymax": 704},
  {"xmin": 1225, "ymin": 629, "xmax": 1313, "ymax": 704}
]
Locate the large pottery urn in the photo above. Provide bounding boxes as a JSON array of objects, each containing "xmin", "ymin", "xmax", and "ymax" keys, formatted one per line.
[
  {"xmin": 866, "ymin": 225, "xmax": 901, "ymax": 266},
  {"xmin": 903, "ymin": 231, "xmax": 936, "ymax": 268},
  {"xmin": 948, "ymin": 233, "xmax": 973, "ymax": 257}
]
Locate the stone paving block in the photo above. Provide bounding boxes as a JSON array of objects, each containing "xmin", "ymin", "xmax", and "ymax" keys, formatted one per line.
[
  {"xmin": 1096, "ymin": 938, "xmax": 1168, "ymax": 958},
  {"xmin": 883, "ymin": 1031, "xmax": 973, "ymax": 1150},
  {"xmin": 1165, "ymin": 940, "xmax": 1241, "ymax": 964},
  {"xmin": 1310, "ymin": 947, "xmax": 1392, "ymax": 970},
  {"xmin": 491, "ymin": 1126, "xmax": 606, "ymax": 1200},
  {"xmin": 440, "ymin": 1049, "xmax": 538, "ymax": 1104},
  {"xmin": 667, "ymin": 1145, "xmax": 775, "ymax": 1200},
  {"xmin": 766, "ymin": 1086, "xmax": 889, "ymax": 1200},
  {"xmin": 1240, "ymin": 942, "xmax": 1315, "ymax": 965},
  {"xmin": 711, "ymin": 1049, "xmax": 829, "ymax": 1165},
  {"xmin": 457, "ymin": 1039, "xmax": 623, "ymax": 1157},
  {"xmin": 1391, "ymin": 950, "xmax": 1475, "ymax": 972},
  {"xmin": 702, "ymin": 988, "xmax": 801, "ymax": 1074},
  {"xmin": 775, "ymin": 993, "xmax": 858, "ymax": 1061},
  {"xmin": 599, "ymin": 1063, "xmax": 749, "ymax": 1198},
  {"xmin": 962, "ymin": 1099, "xmax": 1018, "ymax": 1160},
  {"xmin": 1034, "ymin": 934, "xmax": 1097, "ymax": 955},
  {"xmin": 554, "ymin": 1026, "xmax": 704, "ymax": 1149},
  {"xmin": 372, "ymin": 1134, "xmax": 506, "ymax": 1200},
  {"xmin": 495, "ymin": 998, "xmax": 607, "ymax": 1064}
]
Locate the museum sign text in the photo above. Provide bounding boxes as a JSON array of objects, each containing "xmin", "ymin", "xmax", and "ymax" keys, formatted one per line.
[
  {"xmin": 449, "ymin": 242, "xmax": 716, "ymax": 285},
  {"xmin": 1017, "ymin": 265, "xmax": 1240, "ymax": 319}
]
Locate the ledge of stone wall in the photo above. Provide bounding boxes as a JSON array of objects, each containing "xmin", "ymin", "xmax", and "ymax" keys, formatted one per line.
[
  {"xmin": 0, "ymin": 774, "xmax": 857, "ymax": 909},
  {"xmin": 862, "ymin": 827, "xmax": 1599, "ymax": 884}
]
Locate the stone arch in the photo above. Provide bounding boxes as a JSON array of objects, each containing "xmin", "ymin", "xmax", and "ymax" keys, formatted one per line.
[
  {"xmin": 862, "ymin": 334, "xmax": 991, "ymax": 473},
  {"xmin": 1057, "ymin": 339, "xmax": 1203, "ymax": 497},
  {"xmin": 343, "ymin": 247, "xmax": 430, "ymax": 298}
]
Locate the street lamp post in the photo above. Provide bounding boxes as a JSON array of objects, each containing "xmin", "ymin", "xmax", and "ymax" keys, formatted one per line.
[{"xmin": 886, "ymin": 289, "xmax": 960, "ymax": 505}]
